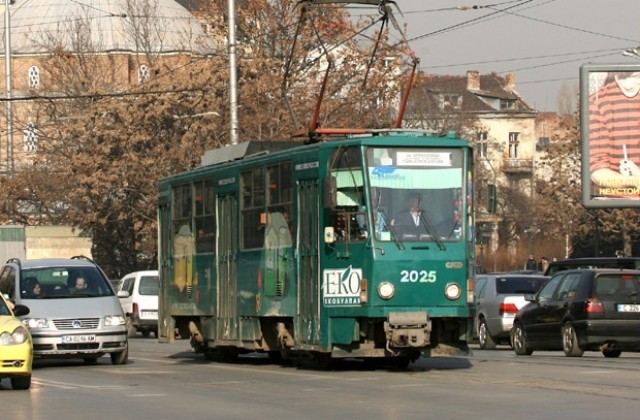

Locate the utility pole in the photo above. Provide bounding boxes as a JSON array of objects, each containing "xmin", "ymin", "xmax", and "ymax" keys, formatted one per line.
[
  {"xmin": 228, "ymin": 0, "xmax": 239, "ymax": 145},
  {"xmin": 3, "ymin": 0, "xmax": 13, "ymax": 176}
]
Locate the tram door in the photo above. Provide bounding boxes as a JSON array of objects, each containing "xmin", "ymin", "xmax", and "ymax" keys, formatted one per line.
[
  {"xmin": 296, "ymin": 180, "xmax": 320, "ymax": 346},
  {"xmin": 217, "ymin": 193, "xmax": 238, "ymax": 341},
  {"xmin": 157, "ymin": 196, "xmax": 174, "ymax": 342}
]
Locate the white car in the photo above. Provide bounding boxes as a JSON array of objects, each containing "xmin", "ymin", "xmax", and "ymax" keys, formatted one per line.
[
  {"xmin": 0, "ymin": 256, "xmax": 128, "ymax": 365},
  {"xmin": 474, "ymin": 273, "xmax": 548, "ymax": 349},
  {"xmin": 117, "ymin": 271, "xmax": 159, "ymax": 338}
]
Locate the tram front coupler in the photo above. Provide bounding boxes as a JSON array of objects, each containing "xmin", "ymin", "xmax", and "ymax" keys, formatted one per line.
[{"xmin": 384, "ymin": 311, "xmax": 431, "ymax": 352}]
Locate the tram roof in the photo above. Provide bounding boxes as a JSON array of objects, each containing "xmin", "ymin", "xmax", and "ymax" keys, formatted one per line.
[{"xmin": 199, "ymin": 130, "xmax": 465, "ymax": 167}]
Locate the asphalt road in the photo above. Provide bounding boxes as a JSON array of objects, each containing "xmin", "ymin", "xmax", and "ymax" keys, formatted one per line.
[{"xmin": 3, "ymin": 339, "xmax": 640, "ymax": 420}]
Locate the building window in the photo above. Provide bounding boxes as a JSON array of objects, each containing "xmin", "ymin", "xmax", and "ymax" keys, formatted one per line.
[
  {"xmin": 438, "ymin": 94, "xmax": 462, "ymax": 110},
  {"xmin": 476, "ymin": 131, "xmax": 488, "ymax": 158},
  {"xmin": 23, "ymin": 122, "xmax": 38, "ymax": 153},
  {"xmin": 508, "ymin": 132, "xmax": 520, "ymax": 158},
  {"xmin": 138, "ymin": 64, "xmax": 150, "ymax": 83},
  {"xmin": 28, "ymin": 66, "xmax": 40, "ymax": 89},
  {"xmin": 500, "ymin": 99, "xmax": 515, "ymax": 110}
]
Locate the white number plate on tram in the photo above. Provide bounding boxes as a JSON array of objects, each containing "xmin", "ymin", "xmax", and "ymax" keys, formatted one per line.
[
  {"xmin": 62, "ymin": 334, "xmax": 96, "ymax": 343},
  {"xmin": 617, "ymin": 304, "xmax": 640, "ymax": 312}
]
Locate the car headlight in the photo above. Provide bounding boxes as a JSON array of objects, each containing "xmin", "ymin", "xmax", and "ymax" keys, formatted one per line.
[
  {"xmin": 23, "ymin": 318, "xmax": 49, "ymax": 329},
  {"xmin": 104, "ymin": 315, "xmax": 126, "ymax": 326},
  {"xmin": 444, "ymin": 283, "xmax": 462, "ymax": 300},
  {"xmin": 0, "ymin": 326, "xmax": 29, "ymax": 345},
  {"xmin": 378, "ymin": 282, "xmax": 395, "ymax": 300}
]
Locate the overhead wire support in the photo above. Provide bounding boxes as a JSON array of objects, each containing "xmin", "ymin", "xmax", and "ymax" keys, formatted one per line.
[{"xmin": 284, "ymin": 0, "xmax": 418, "ymax": 140}]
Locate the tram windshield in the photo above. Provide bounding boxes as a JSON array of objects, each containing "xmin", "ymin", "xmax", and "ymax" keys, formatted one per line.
[{"xmin": 364, "ymin": 147, "xmax": 465, "ymax": 242}]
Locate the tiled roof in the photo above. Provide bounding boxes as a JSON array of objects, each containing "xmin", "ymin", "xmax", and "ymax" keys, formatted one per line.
[
  {"xmin": 0, "ymin": 0, "xmax": 219, "ymax": 56},
  {"xmin": 411, "ymin": 72, "xmax": 534, "ymax": 113}
]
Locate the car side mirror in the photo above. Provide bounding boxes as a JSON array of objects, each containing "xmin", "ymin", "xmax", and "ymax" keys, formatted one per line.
[
  {"xmin": 117, "ymin": 290, "xmax": 130, "ymax": 298},
  {"xmin": 13, "ymin": 304, "xmax": 30, "ymax": 317}
]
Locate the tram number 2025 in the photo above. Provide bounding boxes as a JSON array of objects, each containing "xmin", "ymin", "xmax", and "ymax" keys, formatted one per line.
[{"xmin": 400, "ymin": 270, "xmax": 436, "ymax": 283}]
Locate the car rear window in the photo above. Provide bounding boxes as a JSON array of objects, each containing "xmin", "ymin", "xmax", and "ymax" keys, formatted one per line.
[
  {"xmin": 496, "ymin": 277, "xmax": 548, "ymax": 294},
  {"xmin": 594, "ymin": 274, "xmax": 640, "ymax": 298},
  {"xmin": 139, "ymin": 276, "xmax": 159, "ymax": 296}
]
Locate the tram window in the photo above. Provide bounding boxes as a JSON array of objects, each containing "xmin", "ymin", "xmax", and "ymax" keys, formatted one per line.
[
  {"xmin": 329, "ymin": 147, "xmax": 365, "ymax": 208},
  {"xmin": 194, "ymin": 180, "xmax": 215, "ymax": 254},
  {"xmin": 241, "ymin": 168, "xmax": 266, "ymax": 249},
  {"xmin": 172, "ymin": 184, "xmax": 193, "ymax": 252},
  {"xmin": 194, "ymin": 180, "xmax": 214, "ymax": 216},
  {"xmin": 173, "ymin": 184, "xmax": 192, "ymax": 219},
  {"xmin": 195, "ymin": 216, "xmax": 215, "ymax": 254},
  {"xmin": 267, "ymin": 162, "xmax": 292, "ymax": 205}
]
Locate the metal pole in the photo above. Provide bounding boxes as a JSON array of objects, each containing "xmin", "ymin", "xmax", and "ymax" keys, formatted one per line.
[
  {"xmin": 4, "ymin": 0, "xmax": 13, "ymax": 176},
  {"xmin": 227, "ymin": 0, "xmax": 239, "ymax": 145}
]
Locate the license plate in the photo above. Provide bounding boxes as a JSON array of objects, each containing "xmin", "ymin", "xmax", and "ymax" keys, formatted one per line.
[
  {"xmin": 62, "ymin": 334, "xmax": 96, "ymax": 343},
  {"xmin": 140, "ymin": 311, "xmax": 158, "ymax": 320},
  {"xmin": 617, "ymin": 304, "xmax": 640, "ymax": 312}
]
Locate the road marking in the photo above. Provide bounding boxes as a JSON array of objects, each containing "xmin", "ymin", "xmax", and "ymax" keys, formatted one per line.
[{"xmin": 128, "ymin": 394, "xmax": 167, "ymax": 397}]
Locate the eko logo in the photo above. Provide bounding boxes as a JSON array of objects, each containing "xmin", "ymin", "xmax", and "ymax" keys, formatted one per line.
[{"xmin": 322, "ymin": 266, "xmax": 362, "ymax": 307}]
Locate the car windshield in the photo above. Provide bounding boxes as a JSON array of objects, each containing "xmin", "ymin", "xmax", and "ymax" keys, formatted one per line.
[
  {"xmin": 496, "ymin": 277, "xmax": 548, "ymax": 294},
  {"xmin": 19, "ymin": 266, "xmax": 114, "ymax": 299}
]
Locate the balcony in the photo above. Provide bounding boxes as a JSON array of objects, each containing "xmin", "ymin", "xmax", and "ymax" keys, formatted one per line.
[{"xmin": 502, "ymin": 158, "xmax": 533, "ymax": 174}]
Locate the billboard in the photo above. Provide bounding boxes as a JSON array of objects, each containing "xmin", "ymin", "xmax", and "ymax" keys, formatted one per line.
[{"xmin": 581, "ymin": 63, "xmax": 640, "ymax": 208}]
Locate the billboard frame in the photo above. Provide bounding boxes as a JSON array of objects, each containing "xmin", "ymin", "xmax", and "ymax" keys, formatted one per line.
[{"xmin": 580, "ymin": 63, "xmax": 640, "ymax": 208}]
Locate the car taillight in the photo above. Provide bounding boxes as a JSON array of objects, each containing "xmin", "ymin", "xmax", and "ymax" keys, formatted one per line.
[
  {"xmin": 499, "ymin": 303, "xmax": 519, "ymax": 315},
  {"xmin": 133, "ymin": 302, "xmax": 139, "ymax": 315},
  {"xmin": 586, "ymin": 297, "xmax": 604, "ymax": 313}
]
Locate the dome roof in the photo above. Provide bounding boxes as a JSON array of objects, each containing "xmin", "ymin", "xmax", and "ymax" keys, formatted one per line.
[{"xmin": 1, "ymin": 0, "xmax": 219, "ymax": 56}]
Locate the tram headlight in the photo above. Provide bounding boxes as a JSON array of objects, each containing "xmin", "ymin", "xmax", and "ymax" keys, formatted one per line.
[
  {"xmin": 444, "ymin": 283, "xmax": 462, "ymax": 300},
  {"xmin": 378, "ymin": 282, "xmax": 395, "ymax": 300}
]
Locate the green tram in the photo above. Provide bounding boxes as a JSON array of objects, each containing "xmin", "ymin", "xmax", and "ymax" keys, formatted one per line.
[{"xmin": 157, "ymin": 130, "xmax": 475, "ymax": 364}]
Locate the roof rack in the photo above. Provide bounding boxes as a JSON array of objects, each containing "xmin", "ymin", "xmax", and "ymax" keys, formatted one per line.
[
  {"xmin": 71, "ymin": 255, "xmax": 95, "ymax": 263},
  {"xmin": 6, "ymin": 257, "xmax": 22, "ymax": 270}
]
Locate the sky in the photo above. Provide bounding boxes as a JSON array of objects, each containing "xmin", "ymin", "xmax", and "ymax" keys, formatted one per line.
[{"xmin": 372, "ymin": 0, "xmax": 640, "ymax": 113}]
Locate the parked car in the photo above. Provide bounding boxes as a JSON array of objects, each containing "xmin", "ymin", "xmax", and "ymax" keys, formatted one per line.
[
  {"xmin": 474, "ymin": 273, "xmax": 548, "ymax": 349},
  {"xmin": 544, "ymin": 257, "xmax": 640, "ymax": 276},
  {"xmin": 511, "ymin": 268, "xmax": 640, "ymax": 357},
  {"xmin": 0, "ymin": 256, "xmax": 129, "ymax": 365},
  {"xmin": 0, "ymin": 294, "xmax": 32, "ymax": 389},
  {"xmin": 117, "ymin": 270, "xmax": 159, "ymax": 338}
]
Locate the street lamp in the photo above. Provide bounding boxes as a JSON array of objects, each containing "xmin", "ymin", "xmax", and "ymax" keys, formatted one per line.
[{"xmin": 524, "ymin": 224, "xmax": 541, "ymax": 256}]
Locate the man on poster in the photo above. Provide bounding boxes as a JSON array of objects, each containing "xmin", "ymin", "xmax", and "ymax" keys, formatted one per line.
[{"xmin": 589, "ymin": 71, "xmax": 640, "ymax": 197}]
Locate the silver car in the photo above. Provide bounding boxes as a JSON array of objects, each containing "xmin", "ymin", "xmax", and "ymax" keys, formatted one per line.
[
  {"xmin": 474, "ymin": 273, "xmax": 548, "ymax": 349},
  {"xmin": 0, "ymin": 256, "xmax": 128, "ymax": 364}
]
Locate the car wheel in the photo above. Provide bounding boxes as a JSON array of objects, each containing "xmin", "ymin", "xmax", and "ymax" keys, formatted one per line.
[
  {"xmin": 602, "ymin": 349, "xmax": 622, "ymax": 358},
  {"xmin": 111, "ymin": 343, "xmax": 129, "ymax": 365},
  {"xmin": 126, "ymin": 316, "xmax": 137, "ymax": 338},
  {"xmin": 11, "ymin": 374, "xmax": 31, "ymax": 390},
  {"xmin": 512, "ymin": 323, "xmax": 533, "ymax": 355},
  {"xmin": 478, "ymin": 319, "xmax": 497, "ymax": 350},
  {"xmin": 562, "ymin": 322, "xmax": 584, "ymax": 357}
]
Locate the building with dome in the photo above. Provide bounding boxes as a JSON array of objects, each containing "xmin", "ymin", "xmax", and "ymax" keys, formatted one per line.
[
  {"xmin": 0, "ymin": 0, "xmax": 219, "ymax": 262},
  {"xmin": 0, "ymin": 0, "xmax": 219, "ymax": 174}
]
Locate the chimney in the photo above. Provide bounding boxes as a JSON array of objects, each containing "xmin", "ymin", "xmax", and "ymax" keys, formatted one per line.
[
  {"xmin": 467, "ymin": 70, "xmax": 480, "ymax": 91},
  {"xmin": 505, "ymin": 73, "xmax": 516, "ymax": 91}
]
